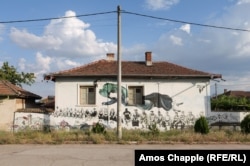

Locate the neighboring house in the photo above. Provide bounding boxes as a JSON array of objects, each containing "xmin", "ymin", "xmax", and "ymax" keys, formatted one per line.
[
  {"xmin": 222, "ymin": 90, "xmax": 250, "ymax": 98},
  {"xmin": 212, "ymin": 90, "xmax": 250, "ymax": 111},
  {"xmin": 208, "ymin": 90, "xmax": 250, "ymax": 126},
  {"xmin": 38, "ymin": 96, "xmax": 55, "ymax": 109},
  {"xmin": 14, "ymin": 95, "xmax": 54, "ymax": 132},
  {"xmin": 0, "ymin": 80, "xmax": 42, "ymax": 131},
  {"xmin": 44, "ymin": 52, "xmax": 223, "ymax": 131}
]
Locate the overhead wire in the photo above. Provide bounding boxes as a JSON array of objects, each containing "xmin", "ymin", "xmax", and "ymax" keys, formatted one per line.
[
  {"xmin": 1, "ymin": 9, "xmax": 250, "ymax": 90},
  {"xmin": 0, "ymin": 9, "xmax": 250, "ymax": 33},
  {"xmin": 122, "ymin": 10, "xmax": 250, "ymax": 32},
  {"xmin": 0, "ymin": 11, "xmax": 117, "ymax": 24},
  {"xmin": 1, "ymin": 8, "xmax": 250, "ymax": 51}
]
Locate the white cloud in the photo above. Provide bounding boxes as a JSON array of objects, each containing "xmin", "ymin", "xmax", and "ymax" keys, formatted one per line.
[
  {"xmin": 18, "ymin": 58, "xmax": 26, "ymax": 70},
  {"xmin": 123, "ymin": 44, "xmax": 147, "ymax": 61},
  {"xmin": 10, "ymin": 10, "xmax": 117, "ymax": 58},
  {"xmin": 237, "ymin": 0, "xmax": 250, "ymax": 5},
  {"xmin": 169, "ymin": 35, "xmax": 183, "ymax": 46},
  {"xmin": 150, "ymin": 1, "xmax": 250, "ymax": 95},
  {"xmin": 7, "ymin": 3, "xmax": 250, "ymax": 97},
  {"xmin": 10, "ymin": 11, "xmax": 118, "ymax": 80},
  {"xmin": 18, "ymin": 52, "xmax": 52, "ymax": 78},
  {"xmin": 235, "ymin": 35, "xmax": 250, "ymax": 56},
  {"xmin": 145, "ymin": 0, "xmax": 179, "ymax": 10},
  {"xmin": 35, "ymin": 52, "xmax": 52, "ymax": 73},
  {"xmin": 54, "ymin": 58, "xmax": 81, "ymax": 71},
  {"xmin": 197, "ymin": 38, "xmax": 211, "ymax": 43},
  {"xmin": 180, "ymin": 24, "xmax": 191, "ymax": 34},
  {"xmin": 64, "ymin": 59, "xmax": 80, "ymax": 67},
  {"xmin": 10, "ymin": 28, "xmax": 62, "ymax": 50}
]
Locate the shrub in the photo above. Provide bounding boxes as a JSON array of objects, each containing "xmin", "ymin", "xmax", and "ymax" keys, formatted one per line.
[
  {"xmin": 240, "ymin": 114, "xmax": 250, "ymax": 134},
  {"xmin": 92, "ymin": 123, "xmax": 106, "ymax": 134},
  {"xmin": 148, "ymin": 123, "xmax": 160, "ymax": 137},
  {"xmin": 194, "ymin": 116, "xmax": 209, "ymax": 134}
]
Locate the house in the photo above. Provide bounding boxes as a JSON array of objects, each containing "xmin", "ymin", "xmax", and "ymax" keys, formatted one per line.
[
  {"xmin": 38, "ymin": 96, "xmax": 55, "ymax": 109},
  {"xmin": 13, "ymin": 95, "xmax": 55, "ymax": 131},
  {"xmin": 205, "ymin": 89, "xmax": 250, "ymax": 128},
  {"xmin": 0, "ymin": 80, "xmax": 42, "ymax": 131},
  {"xmin": 222, "ymin": 90, "xmax": 250, "ymax": 98},
  {"xmin": 212, "ymin": 90, "xmax": 250, "ymax": 110},
  {"xmin": 44, "ymin": 52, "xmax": 222, "ymax": 130}
]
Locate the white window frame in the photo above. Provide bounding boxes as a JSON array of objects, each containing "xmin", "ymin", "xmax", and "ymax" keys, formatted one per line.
[
  {"xmin": 128, "ymin": 86, "xmax": 144, "ymax": 106},
  {"xmin": 78, "ymin": 85, "xmax": 96, "ymax": 106}
]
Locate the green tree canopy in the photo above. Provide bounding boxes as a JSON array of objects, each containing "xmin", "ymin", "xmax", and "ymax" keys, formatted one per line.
[{"xmin": 0, "ymin": 62, "xmax": 35, "ymax": 87}]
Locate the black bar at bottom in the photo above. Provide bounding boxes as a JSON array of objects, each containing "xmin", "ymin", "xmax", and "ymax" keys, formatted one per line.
[{"xmin": 135, "ymin": 149, "xmax": 250, "ymax": 166}]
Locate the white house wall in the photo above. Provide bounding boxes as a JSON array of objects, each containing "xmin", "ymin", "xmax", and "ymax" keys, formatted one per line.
[
  {"xmin": 51, "ymin": 77, "xmax": 211, "ymax": 131},
  {"xmin": 10, "ymin": 78, "xmax": 250, "ymax": 131}
]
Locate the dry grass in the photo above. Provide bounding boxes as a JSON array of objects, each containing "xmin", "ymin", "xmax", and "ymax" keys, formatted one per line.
[{"xmin": 0, "ymin": 129, "xmax": 250, "ymax": 144}]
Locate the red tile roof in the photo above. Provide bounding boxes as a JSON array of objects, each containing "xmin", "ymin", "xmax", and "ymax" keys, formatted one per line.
[
  {"xmin": 46, "ymin": 59, "xmax": 221, "ymax": 80},
  {"xmin": 0, "ymin": 80, "xmax": 41, "ymax": 99},
  {"xmin": 224, "ymin": 91, "xmax": 250, "ymax": 98}
]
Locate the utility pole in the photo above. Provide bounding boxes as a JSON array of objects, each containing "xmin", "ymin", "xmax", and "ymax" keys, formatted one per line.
[
  {"xmin": 117, "ymin": 5, "xmax": 122, "ymax": 140},
  {"xmin": 215, "ymin": 83, "xmax": 217, "ymax": 99}
]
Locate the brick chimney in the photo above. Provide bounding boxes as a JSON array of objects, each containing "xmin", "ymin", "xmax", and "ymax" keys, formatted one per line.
[
  {"xmin": 106, "ymin": 53, "xmax": 115, "ymax": 61},
  {"xmin": 145, "ymin": 52, "xmax": 152, "ymax": 66}
]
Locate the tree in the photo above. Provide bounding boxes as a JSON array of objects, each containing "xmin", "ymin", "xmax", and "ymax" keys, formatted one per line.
[{"xmin": 0, "ymin": 62, "xmax": 35, "ymax": 87}]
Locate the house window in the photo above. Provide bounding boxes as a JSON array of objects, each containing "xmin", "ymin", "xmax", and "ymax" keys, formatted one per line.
[
  {"xmin": 79, "ymin": 86, "xmax": 96, "ymax": 105},
  {"xmin": 128, "ymin": 86, "xmax": 143, "ymax": 105}
]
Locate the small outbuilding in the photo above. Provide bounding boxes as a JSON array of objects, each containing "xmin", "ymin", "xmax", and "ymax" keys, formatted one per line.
[{"xmin": 0, "ymin": 80, "xmax": 42, "ymax": 130}]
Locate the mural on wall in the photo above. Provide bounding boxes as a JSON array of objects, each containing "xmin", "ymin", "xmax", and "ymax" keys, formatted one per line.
[
  {"xmin": 12, "ymin": 81, "xmax": 250, "ymax": 132},
  {"xmin": 44, "ymin": 98, "xmax": 197, "ymax": 131},
  {"xmin": 206, "ymin": 113, "xmax": 239, "ymax": 124},
  {"xmin": 12, "ymin": 83, "xmax": 211, "ymax": 131},
  {"xmin": 99, "ymin": 83, "xmax": 173, "ymax": 111},
  {"xmin": 141, "ymin": 93, "xmax": 173, "ymax": 111},
  {"xmin": 99, "ymin": 83, "xmax": 128, "ymax": 105},
  {"xmin": 13, "ymin": 113, "xmax": 50, "ymax": 131}
]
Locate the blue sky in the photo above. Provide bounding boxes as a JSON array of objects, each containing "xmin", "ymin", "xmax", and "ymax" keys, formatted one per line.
[{"xmin": 1, "ymin": 0, "xmax": 250, "ymax": 98}]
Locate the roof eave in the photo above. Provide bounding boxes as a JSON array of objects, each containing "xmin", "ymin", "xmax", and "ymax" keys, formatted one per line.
[
  {"xmin": 50, "ymin": 74, "xmax": 221, "ymax": 79},
  {"xmin": 0, "ymin": 94, "xmax": 41, "ymax": 99},
  {"xmin": 0, "ymin": 94, "xmax": 16, "ymax": 97}
]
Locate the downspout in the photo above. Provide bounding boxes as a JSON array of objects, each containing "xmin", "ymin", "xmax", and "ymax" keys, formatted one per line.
[
  {"xmin": 205, "ymin": 82, "xmax": 209, "ymax": 117},
  {"xmin": 157, "ymin": 82, "xmax": 160, "ymax": 112},
  {"xmin": 106, "ymin": 81, "xmax": 109, "ymax": 125},
  {"xmin": 13, "ymin": 111, "xmax": 16, "ymax": 133},
  {"xmin": 22, "ymin": 98, "xmax": 25, "ymax": 109}
]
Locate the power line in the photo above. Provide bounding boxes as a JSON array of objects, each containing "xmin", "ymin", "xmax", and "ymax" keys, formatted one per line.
[
  {"xmin": 122, "ymin": 10, "xmax": 250, "ymax": 32},
  {"xmin": 1, "ymin": 9, "xmax": 250, "ymax": 32},
  {"xmin": 0, "ymin": 11, "xmax": 116, "ymax": 24}
]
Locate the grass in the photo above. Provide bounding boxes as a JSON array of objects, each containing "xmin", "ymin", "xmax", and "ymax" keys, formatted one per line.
[{"xmin": 0, "ymin": 128, "xmax": 250, "ymax": 144}]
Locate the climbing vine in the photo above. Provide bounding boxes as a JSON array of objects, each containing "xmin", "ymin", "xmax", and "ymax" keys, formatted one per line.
[{"xmin": 211, "ymin": 95, "xmax": 250, "ymax": 111}]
